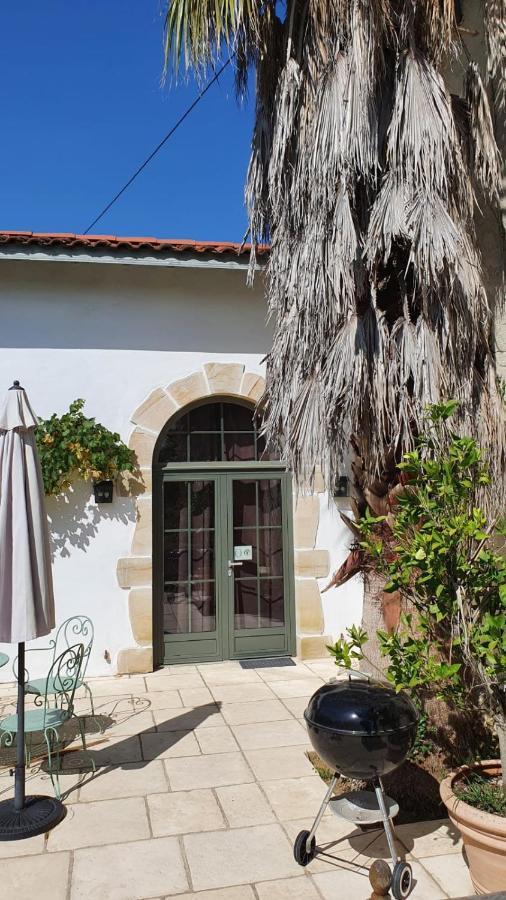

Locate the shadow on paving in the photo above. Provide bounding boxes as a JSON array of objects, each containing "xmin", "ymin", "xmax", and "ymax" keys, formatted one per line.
[
  {"xmin": 0, "ymin": 699, "xmax": 220, "ymax": 802},
  {"xmin": 344, "ymin": 815, "xmax": 461, "ymax": 856},
  {"xmin": 47, "ymin": 702, "xmax": 221, "ymax": 799}
]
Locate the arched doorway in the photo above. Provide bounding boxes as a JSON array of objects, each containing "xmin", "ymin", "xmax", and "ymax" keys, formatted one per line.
[{"xmin": 153, "ymin": 398, "xmax": 295, "ymax": 665}]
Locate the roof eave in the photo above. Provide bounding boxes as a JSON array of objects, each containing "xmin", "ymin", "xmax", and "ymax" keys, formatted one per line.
[{"xmin": 0, "ymin": 243, "xmax": 263, "ymax": 272}]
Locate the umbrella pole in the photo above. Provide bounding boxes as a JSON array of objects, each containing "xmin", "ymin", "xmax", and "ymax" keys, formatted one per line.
[
  {"xmin": 0, "ymin": 639, "xmax": 65, "ymax": 840},
  {"xmin": 14, "ymin": 642, "xmax": 25, "ymax": 811}
]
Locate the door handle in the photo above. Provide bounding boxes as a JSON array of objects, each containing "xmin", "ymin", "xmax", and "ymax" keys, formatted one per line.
[{"xmin": 228, "ymin": 561, "xmax": 243, "ymax": 577}]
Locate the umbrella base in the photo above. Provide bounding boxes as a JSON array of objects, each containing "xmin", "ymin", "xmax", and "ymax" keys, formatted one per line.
[{"xmin": 0, "ymin": 795, "xmax": 65, "ymax": 840}]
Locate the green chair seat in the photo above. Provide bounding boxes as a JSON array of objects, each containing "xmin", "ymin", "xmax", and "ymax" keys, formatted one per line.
[
  {"xmin": 25, "ymin": 676, "xmax": 83, "ymax": 697},
  {"xmin": 1, "ymin": 707, "xmax": 70, "ymax": 734}
]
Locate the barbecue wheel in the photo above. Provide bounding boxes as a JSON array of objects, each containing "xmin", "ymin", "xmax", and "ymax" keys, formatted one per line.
[
  {"xmin": 293, "ymin": 830, "xmax": 316, "ymax": 866},
  {"xmin": 391, "ymin": 861, "xmax": 413, "ymax": 899}
]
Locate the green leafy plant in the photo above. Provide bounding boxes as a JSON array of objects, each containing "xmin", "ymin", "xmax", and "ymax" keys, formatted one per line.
[
  {"xmin": 328, "ymin": 401, "xmax": 506, "ymax": 792},
  {"xmin": 36, "ymin": 399, "xmax": 135, "ymax": 496},
  {"xmin": 328, "ymin": 622, "xmax": 436, "ymax": 760},
  {"xmin": 326, "ymin": 624, "xmax": 368, "ymax": 670},
  {"xmin": 455, "ymin": 775, "xmax": 506, "ymax": 817}
]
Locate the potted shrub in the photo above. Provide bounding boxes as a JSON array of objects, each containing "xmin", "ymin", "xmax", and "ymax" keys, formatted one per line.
[
  {"xmin": 36, "ymin": 399, "xmax": 135, "ymax": 499},
  {"xmin": 329, "ymin": 402, "xmax": 506, "ymax": 893}
]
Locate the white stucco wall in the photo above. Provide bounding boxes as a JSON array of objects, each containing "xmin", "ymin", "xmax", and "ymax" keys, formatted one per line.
[
  {"xmin": 0, "ymin": 253, "xmax": 363, "ymax": 678},
  {"xmin": 315, "ymin": 495, "xmax": 363, "ymax": 643}
]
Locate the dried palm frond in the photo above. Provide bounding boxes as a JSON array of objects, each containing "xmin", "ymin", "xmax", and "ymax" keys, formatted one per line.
[
  {"xmin": 342, "ymin": 0, "xmax": 384, "ymax": 176},
  {"xmin": 465, "ymin": 62, "xmax": 502, "ymax": 202},
  {"xmin": 387, "ymin": 52, "xmax": 461, "ymax": 200},
  {"xmin": 406, "ymin": 191, "xmax": 464, "ymax": 287},
  {"xmin": 484, "ymin": 0, "xmax": 506, "ymax": 113},
  {"xmin": 415, "ymin": 0, "xmax": 459, "ymax": 64},
  {"xmin": 164, "ymin": 0, "xmax": 506, "ymax": 518},
  {"xmin": 364, "ymin": 174, "xmax": 410, "ymax": 267},
  {"xmin": 268, "ymin": 57, "xmax": 302, "ymax": 213},
  {"xmin": 303, "ymin": 54, "xmax": 348, "ymax": 210}
]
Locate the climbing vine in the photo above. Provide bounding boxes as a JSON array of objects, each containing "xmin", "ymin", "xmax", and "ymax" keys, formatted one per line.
[{"xmin": 36, "ymin": 399, "xmax": 135, "ymax": 496}]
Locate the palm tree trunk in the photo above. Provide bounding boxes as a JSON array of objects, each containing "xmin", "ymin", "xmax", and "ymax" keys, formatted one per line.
[{"xmin": 360, "ymin": 570, "xmax": 391, "ymax": 678}]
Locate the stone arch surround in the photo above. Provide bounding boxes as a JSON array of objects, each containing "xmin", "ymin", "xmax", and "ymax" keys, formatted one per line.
[{"xmin": 115, "ymin": 363, "xmax": 331, "ymax": 674}]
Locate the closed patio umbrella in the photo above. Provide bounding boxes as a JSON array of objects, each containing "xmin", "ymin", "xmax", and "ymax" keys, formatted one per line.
[{"xmin": 0, "ymin": 381, "xmax": 64, "ymax": 839}]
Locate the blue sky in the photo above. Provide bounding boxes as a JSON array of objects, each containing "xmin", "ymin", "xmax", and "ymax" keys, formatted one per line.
[{"xmin": 0, "ymin": 2, "xmax": 254, "ymax": 241}]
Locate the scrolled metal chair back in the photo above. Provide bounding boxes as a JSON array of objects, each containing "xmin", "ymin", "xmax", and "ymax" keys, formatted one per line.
[
  {"xmin": 58, "ymin": 616, "xmax": 94, "ymax": 680},
  {"xmin": 43, "ymin": 643, "xmax": 85, "ymax": 726}
]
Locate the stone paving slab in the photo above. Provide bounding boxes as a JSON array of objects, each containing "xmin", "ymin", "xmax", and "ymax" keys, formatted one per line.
[
  {"xmin": 215, "ymin": 782, "xmax": 276, "ymax": 827},
  {"xmin": 164, "ymin": 750, "xmax": 255, "ymax": 790},
  {"xmin": 208, "ymin": 681, "xmax": 276, "ymax": 703},
  {"xmin": 183, "ymin": 823, "xmax": 302, "ymax": 890},
  {"xmin": 261, "ymin": 775, "xmax": 333, "ymax": 820},
  {"xmin": 46, "ymin": 796, "xmax": 150, "ymax": 852},
  {"xmin": 220, "ymin": 698, "xmax": 292, "ymax": 725},
  {"xmin": 77, "ymin": 759, "xmax": 167, "ymax": 801},
  {"xmin": 243, "ymin": 744, "xmax": 315, "ymax": 780},
  {"xmin": 268, "ymin": 677, "xmax": 325, "ymax": 698},
  {"xmin": 1, "ymin": 851, "xmax": 70, "ymax": 900},
  {"xmin": 420, "ymin": 854, "xmax": 474, "ymax": 897},
  {"xmin": 255, "ymin": 875, "xmax": 321, "ymax": 899},
  {"xmin": 0, "ymin": 657, "xmax": 474, "ymax": 899},
  {"xmin": 230, "ymin": 718, "xmax": 308, "ymax": 750},
  {"xmin": 195, "ymin": 724, "xmax": 240, "ymax": 754},
  {"xmin": 71, "ymin": 837, "xmax": 189, "ymax": 899}
]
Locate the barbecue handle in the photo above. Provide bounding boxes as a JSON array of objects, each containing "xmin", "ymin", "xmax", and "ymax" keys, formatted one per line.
[{"xmin": 329, "ymin": 666, "xmax": 373, "ymax": 683}]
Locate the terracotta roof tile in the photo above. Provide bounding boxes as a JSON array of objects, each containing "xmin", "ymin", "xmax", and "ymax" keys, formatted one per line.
[{"xmin": 0, "ymin": 231, "xmax": 268, "ymax": 257}]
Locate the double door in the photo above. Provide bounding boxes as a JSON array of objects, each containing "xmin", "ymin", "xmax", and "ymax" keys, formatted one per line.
[{"xmin": 154, "ymin": 469, "xmax": 295, "ymax": 664}]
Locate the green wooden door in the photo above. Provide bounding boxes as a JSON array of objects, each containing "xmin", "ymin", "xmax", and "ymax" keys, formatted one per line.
[
  {"xmin": 155, "ymin": 468, "xmax": 295, "ymax": 665},
  {"xmin": 226, "ymin": 472, "xmax": 295, "ymax": 659}
]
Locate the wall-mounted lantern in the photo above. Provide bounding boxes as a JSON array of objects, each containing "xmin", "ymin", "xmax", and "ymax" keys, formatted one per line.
[
  {"xmin": 333, "ymin": 476, "xmax": 349, "ymax": 498},
  {"xmin": 93, "ymin": 480, "xmax": 114, "ymax": 503}
]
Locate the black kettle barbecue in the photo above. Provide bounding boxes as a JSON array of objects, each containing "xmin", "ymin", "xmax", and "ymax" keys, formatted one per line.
[{"xmin": 294, "ymin": 673, "xmax": 419, "ymax": 899}]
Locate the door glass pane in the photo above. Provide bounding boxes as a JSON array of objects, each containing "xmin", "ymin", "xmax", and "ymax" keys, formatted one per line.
[
  {"xmin": 258, "ymin": 480, "xmax": 282, "ymax": 527},
  {"xmin": 190, "ymin": 402, "xmax": 221, "ymax": 431},
  {"xmin": 190, "ymin": 481, "xmax": 215, "ymax": 529},
  {"xmin": 190, "ymin": 582, "xmax": 216, "ymax": 632},
  {"xmin": 159, "ymin": 433, "xmax": 188, "ymax": 465},
  {"xmin": 232, "ymin": 478, "xmax": 286, "ymax": 632},
  {"xmin": 233, "ymin": 480, "xmax": 257, "ymax": 528},
  {"xmin": 223, "ymin": 404, "xmax": 254, "ymax": 431},
  {"xmin": 258, "ymin": 528, "xmax": 283, "ymax": 577},
  {"xmin": 190, "ymin": 433, "xmax": 222, "ymax": 462},
  {"xmin": 163, "ymin": 480, "xmax": 216, "ymax": 635},
  {"xmin": 191, "ymin": 530, "xmax": 214, "ymax": 581},
  {"xmin": 164, "ymin": 531, "xmax": 188, "ymax": 582},
  {"xmin": 259, "ymin": 579, "xmax": 285, "ymax": 627},
  {"xmin": 224, "ymin": 431, "xmax": 256, "ymax": 462},
  {"xmin": 164, "ymin": 584, "xmax": 189, "ymax": 634},
  {"xmin": 234, "ymin": 579, "xmax": 258, "ymax": 630},
  {"xmin": 164, "ymin": 481, "xmax": 188, "ymax": 530}
]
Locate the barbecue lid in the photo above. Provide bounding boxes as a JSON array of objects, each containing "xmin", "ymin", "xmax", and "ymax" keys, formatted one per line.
[{"xmin": 304, "ymin": 676, "xmax": 418, "ymax": 736}]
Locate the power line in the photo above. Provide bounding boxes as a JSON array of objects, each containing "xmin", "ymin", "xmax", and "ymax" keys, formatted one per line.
[{"xmin": 83, "ymin": 57, "xmax": 232, "ymax": 235}]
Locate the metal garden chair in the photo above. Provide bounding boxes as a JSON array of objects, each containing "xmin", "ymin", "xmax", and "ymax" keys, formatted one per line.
[
  {"xmin": 0, "ymin": 644, "xmax": 89, "ymax": 799},
  {"xmin": 15, "ymin": 616, "xmax": 96, "ymax": 722}
]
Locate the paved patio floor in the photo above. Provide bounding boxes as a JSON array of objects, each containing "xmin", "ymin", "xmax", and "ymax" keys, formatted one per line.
[{"xmin": 0, "ymin": 657, "xmax": 474, "ymax": 899}]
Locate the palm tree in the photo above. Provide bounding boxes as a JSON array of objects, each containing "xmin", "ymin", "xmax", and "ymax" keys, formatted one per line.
[{"xmin": 164, "ymin": 1, "xmax": 505, "ymax": 665}]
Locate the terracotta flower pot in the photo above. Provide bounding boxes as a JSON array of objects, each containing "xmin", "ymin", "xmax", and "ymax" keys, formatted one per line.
[{"xmin": 440, "ymin": 760, "xmax": 506, "ymax": 895}]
